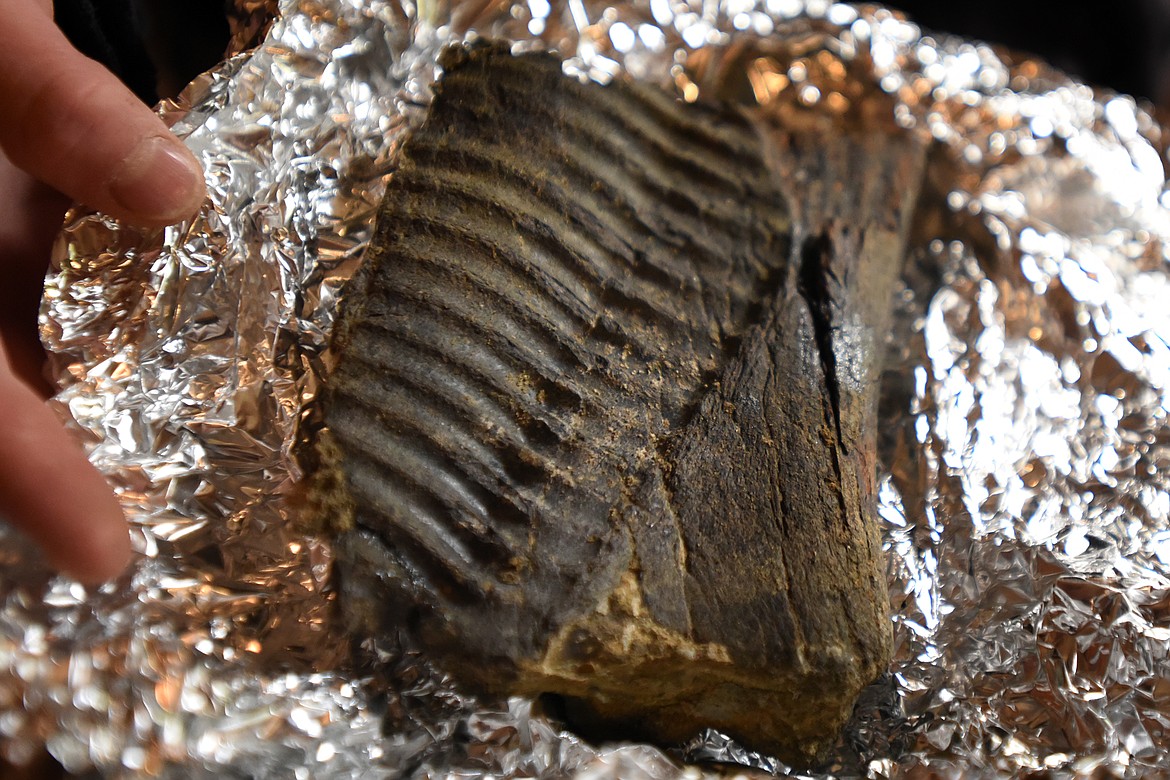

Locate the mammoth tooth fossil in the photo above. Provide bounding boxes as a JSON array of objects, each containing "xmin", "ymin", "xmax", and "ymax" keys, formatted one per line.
[{"xmin": 310, "ymin": 43, "xmax": 926, "ymax": 764}]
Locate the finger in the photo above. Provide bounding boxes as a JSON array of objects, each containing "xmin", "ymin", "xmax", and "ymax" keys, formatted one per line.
[
  {"xmin": 0, "ymin": 147, "xmax": 70, "ymax": 394},
  {"xmin": 0, "ymin": 351, "xmax": 131, "ymax": 583},
  {"xmin": 0, "ymin": 1, "xmax": 206, "ymax": 227}
]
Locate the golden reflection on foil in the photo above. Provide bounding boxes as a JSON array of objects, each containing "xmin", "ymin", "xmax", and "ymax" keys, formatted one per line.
[
  {"xmin": 745, "ymin": 56, "xmax": 789, "ymax": 104},
  {"xmin": 674, "ymin": 70, "xmax": 700, "ymax": 102}
]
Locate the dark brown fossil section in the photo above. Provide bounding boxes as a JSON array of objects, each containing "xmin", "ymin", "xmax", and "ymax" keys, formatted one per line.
[{"xmin": 312, "ymin": 44, "xmax": 926, "ymax": 764}]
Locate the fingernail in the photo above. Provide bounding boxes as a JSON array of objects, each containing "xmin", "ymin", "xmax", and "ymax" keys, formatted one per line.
[{"xmin": 110, "ymin": 137, "xmax": 205, "ymax": 223}]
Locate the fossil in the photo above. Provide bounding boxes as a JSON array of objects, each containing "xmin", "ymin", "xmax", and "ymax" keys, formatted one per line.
[{"xmin": 310, "ymin": 43, "xmax": 926, "ymax": 764}]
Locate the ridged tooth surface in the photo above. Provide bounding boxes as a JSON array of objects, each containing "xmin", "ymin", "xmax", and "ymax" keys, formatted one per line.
[{"xmin": 327, "ymin": 47, "xmax": 791, "ymax": 610}]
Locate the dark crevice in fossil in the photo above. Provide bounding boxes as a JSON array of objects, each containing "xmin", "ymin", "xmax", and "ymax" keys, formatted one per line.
[{"xmin": 798, "ymin": 230, "xmax": 845, "ymax": 453}]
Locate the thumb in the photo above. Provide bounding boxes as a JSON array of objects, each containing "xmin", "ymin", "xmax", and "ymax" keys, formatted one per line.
[
  {"xmin": 0, "ymin": 348, "xmax": 132, "ymax": 583},
  {"xmin": 0, "ymin": 0, "xmax": 206, "ymax": 227}
]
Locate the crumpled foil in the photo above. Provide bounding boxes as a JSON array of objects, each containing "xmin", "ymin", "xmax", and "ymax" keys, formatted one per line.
[{"xmin": 3, "ymin": 0, "xmax": 1169, "ymax": 776}]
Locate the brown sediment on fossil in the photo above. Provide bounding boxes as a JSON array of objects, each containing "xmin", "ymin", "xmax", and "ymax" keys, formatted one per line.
[{"xmin": 309, "ymin": 43, "xmax": 927, "ymax": 765}]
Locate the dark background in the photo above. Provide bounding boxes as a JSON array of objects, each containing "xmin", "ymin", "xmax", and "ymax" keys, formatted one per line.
[
  {"xmin": 53, "ymin": 1, "xmax": 1170, "ymax": 106},
  {"xmin": 890, "ymin": 0, "xmax": 1170, "ymax": 105}
]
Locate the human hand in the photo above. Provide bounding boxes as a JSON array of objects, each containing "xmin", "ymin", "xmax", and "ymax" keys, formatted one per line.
[{"xmin": 0, "ymin": 0, "xmax": 207, "ymax": 582}]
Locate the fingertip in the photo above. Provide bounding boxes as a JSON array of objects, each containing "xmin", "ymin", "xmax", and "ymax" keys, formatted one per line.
[
  {"xmin": 46, "ymin": 506, "xmax": 134, "ymax": 585},
  {"xmin": 108, "ymin": 135, "xmax": 207, "ymax": 227},
  {"xmin": 0, "ymin": 367, "xmax": 134, "ymax": 586},
  {"xmin": 25, "ymin": 452, "xmax": 133, "ymax": 584}
]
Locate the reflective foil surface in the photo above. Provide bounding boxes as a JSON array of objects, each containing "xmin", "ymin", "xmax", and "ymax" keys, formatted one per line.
[{"xmin": 5, "ymin": 0, "xmax": 1170, "ymax": 776}]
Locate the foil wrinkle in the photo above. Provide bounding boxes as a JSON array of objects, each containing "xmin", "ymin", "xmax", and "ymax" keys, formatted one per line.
[{"xmin": 0, "ymin": 0, "xmax": 1167, "ymax": 777}]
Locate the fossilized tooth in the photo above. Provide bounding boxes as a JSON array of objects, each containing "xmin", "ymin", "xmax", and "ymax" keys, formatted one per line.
[{"xmin": 310, "ymin": 43, "xmax": 926, "ymax": 764}]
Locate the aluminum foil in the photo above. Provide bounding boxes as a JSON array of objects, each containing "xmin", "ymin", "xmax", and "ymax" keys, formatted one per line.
[{"xmin": 4, "ymin": 0, "xmax": 1170, "ymax": 776}]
